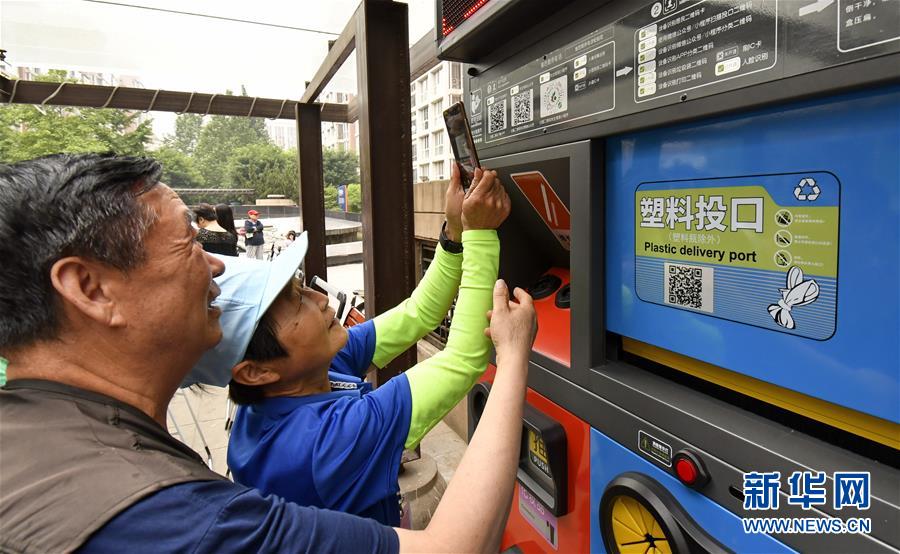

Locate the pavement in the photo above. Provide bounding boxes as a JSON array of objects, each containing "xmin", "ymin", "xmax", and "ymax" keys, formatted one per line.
[{"xmin": 248, "ymin": 216, "xmax": 362, "ymax": 265}]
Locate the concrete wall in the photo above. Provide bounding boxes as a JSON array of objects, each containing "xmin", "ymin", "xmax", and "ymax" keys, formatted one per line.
[
  {"xmin": 325, "ymin": 210, "xmax": 362, "ymax": 222},
  {"xmin": 226, "ymin": 205, "xmax": 301, "ymax": 219},
  {"xmin": 414, "ymin": 179, "xmax": 448, "ymax": 241}
]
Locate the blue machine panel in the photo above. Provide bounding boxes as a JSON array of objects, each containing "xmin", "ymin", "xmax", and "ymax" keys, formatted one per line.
[
  {"xmin": 590, "ymin": 428, "xmax": 794, "ymax": 553},
  {"xmin": 605, "ymin": 87, "xmax": 900, "ymax": 423}
]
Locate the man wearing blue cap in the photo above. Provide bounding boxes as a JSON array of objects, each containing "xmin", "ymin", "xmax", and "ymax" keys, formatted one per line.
[
  {"xmin": 0, "ymin": 153, "xmax": 535, "ymax": 553},
  {"xmin": 189, "ymin": 162, "xmax": 511, "ymax": 526}
]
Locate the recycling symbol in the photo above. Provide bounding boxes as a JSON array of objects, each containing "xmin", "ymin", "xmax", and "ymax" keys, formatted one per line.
[
  {"xmin": 471, "ymin": 91, "xmax": 482, "ymax": 112},
  {"xmin": 794, "ymin": 177, "xmax": 820, "ymax": 201}
]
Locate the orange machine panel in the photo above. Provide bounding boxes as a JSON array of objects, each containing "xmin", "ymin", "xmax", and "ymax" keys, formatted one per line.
[
  {"xmin": 478, "ymin": 365, "xmax": 591, "ymax": 553},
  {"xmin": 530, "ymin": 267, "xmax": 571, "ymax": 367}
]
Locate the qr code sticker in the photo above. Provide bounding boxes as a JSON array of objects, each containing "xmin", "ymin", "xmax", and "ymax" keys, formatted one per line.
[
  {"xmin": 663, "ymin": 263, "xmax": 714, "ymax": 313},
  {"xmin": 488, "ymin": 99, "xmax": 507, "ymax": 133},
  {"xmin": 540, "ymin": 75, "xmax": 568, "ymax": 117},
  {"xmin": 512, "ymin": 90, "xmax": 533, "ymax": 126}
]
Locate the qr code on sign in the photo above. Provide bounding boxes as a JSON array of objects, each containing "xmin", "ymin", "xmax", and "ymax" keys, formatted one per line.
[
  {"xmin": 488, "ymin": 98, "xmax": 507, "ymax": 133},
  {"xmin": 663, "ymin": 263, "xmax": 714, "ymax": 313},
  {"xmin": 512, "ymin": 90, "xmax": 533, "ymax": 126}
]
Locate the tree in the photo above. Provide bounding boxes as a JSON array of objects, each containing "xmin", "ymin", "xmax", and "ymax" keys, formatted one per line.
[
  {"xmin": 0, "ymin": 71, "xmax": 152, "ymax": 163},
  {"xmin": 151, "ymin": 146, "xmax": 204, "ymax": 188},
  {"xmin": 346, "ymin": 183, "xmax": 362, "ymax": 212},
  {"xmin": 226, "ymin": 143, "xmax": 298, "ymax": 200},
  {"xmin": 163, "ymin": 113, "xmax": 203, "ymax": 156},
  {"xmin": 322, "ymin": 147, "xmax": 360, "ymax": 188},
  {"xmin": 323, "ymin": 186, "xmax": 339, "ymax": 211},
  {"xmin": 193, "ymin": 91, "xmax": 270, "ymax": 187}
]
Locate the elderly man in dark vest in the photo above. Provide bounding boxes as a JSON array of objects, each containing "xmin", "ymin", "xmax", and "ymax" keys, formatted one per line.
[{"xmin": 0, "ymin": 153, "xmax": 535, "ymax": 553}]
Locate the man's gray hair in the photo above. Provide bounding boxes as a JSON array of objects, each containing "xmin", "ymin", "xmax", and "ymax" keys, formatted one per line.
[{"xmin": 0, "ymin": 153, "xmax": 162, "ymax": 349}]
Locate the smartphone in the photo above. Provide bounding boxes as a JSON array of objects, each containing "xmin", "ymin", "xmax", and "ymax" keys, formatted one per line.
[{"xmin": 443, "ymin": 101, "xmax": 480, "ymax": 192}]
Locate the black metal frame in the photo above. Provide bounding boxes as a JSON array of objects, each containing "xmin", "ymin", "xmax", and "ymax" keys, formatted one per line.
[
  {"xmin": 2, "ymin": 0, "xmax": 417, "ymax": 385},
  {"xmin": 301, "ymin": 0, "xmax": 417, "ymax": 384}
]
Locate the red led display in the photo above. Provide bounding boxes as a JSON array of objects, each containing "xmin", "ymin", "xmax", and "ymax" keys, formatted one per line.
[{"xmin": 441, "ymin": 0, "xmax": 493, "ymax": 37}]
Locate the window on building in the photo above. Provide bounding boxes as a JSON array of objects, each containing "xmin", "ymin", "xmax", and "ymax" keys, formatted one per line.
[
  {"xmin": 419, "ymin": 106, "xmax": 429, "ymax": 130},
  {"xmin": 433, "ymin": 99, "xmax": 444, "ymax": 128},
  {"xmin": 450, "ymin": 63, "xmax": 462, "ymax": 90},
  {"xmin": 450, "ymin": 94, "xmax": 461, "ymax": 107},
  {"xmin": 432, "ymin": 161, "xmax": 444, "ymax": 180},
  {"xmin": 420, "ymin": 135, "xmax": 430, "ymax": 160},
  {"xmin": 419, "ymin": 79, "xmax": 428, "ymax": 104},
  {"xmin": 411, "ymin": 143, "xmax": 417, "ymax": 161},
  {"xmin": 419, "ymin": 164, "xmax": 429, "ymax": 181},
  {"xmin": 433, "ymin": 131, "xmax": 444, "ymax": 156},
  {"xmin": 430, "ymin": 69, "xmax": 440, "ymax": 96}
]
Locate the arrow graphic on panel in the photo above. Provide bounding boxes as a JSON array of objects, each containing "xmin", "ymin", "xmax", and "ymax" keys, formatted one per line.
[
  {"xmin": 799, "ymin": 0, "xmax": 834, "ymax": 17},
  {"xmin": 616, "ymin": 66, "xmax": 633, "ymax": 77}
]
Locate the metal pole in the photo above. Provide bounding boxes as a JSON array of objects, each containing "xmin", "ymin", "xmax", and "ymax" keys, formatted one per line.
[
  {"xmin": 296, "ymin": 102, "xmax": 328, "ymax": 283},
  {"xmin": 355, "ymin": 0, "xmax": 416, "ymax": 383}
]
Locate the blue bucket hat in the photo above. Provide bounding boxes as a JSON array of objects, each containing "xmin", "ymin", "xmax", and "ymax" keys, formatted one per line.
[{"xmin": 183, "ymin": 232, "xmax": 309, "ymax": 387}]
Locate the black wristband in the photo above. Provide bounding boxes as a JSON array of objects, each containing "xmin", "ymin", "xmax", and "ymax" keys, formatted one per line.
[{"xmin": 439, "ymin": 221, "xmax": 463, "ymax": 254}]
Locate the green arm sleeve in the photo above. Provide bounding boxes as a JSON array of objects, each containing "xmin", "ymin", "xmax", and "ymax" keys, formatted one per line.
[
  {"xmin": 371, "ymin": 243, "xmax": 463, "ymax": 369},
  {"xmin": 404, "ymin": 229, "xmax": 499, "ymax": 448}
]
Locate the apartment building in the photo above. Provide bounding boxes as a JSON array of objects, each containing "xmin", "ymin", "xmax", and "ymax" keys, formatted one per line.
[
  {"xmin": 410, "ymin": 60, "xmax": 463, "ymax": 182},
  {"xmin": 266, "ymin": 118, "xmax": 299, "ymax": 151},
  {"xmin": 320, "ymin": 91, "xmax": 359, "ymax": 153}
]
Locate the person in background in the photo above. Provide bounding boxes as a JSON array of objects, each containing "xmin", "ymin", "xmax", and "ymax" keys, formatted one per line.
[
  {"xmin": 243, "ymin": 209, "xmax": 265, "ymax": 260},
  {"xmin": 193, "ymin": 203, "xmax": 238, "ymax": 257},
  {"xmin": 269, "ymin": 229, "xmax": 297, "ymax": 260},
  {"xmin": 0, "ymin": 153, "xmax": 534, "ymax": 554},
  {"xmin": 214, "ymin": 204, "xmax": 238, "ymax": 237}
]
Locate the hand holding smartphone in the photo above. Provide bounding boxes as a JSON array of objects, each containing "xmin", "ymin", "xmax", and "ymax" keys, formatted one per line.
[{"xmin": 443, "ymin": 102, "xmax": 480, "ymax": 193}]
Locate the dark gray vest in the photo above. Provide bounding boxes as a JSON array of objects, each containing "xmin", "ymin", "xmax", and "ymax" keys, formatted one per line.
[{"xmin": 0, "ymin": 380, "xmax": 225, "ymax": 553}]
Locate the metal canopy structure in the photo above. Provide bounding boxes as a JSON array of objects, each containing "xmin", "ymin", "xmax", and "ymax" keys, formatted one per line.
[
  {"xmin": 299, "ymin": 0, "xmax": 416, "ymax": 384},
  {"xmin": 0, "ymin": 77, "xmax": 350, "ymax": 122},
  {"xmin": 0, "ymin": 0, "xmax": 416, "ymax": 384}
]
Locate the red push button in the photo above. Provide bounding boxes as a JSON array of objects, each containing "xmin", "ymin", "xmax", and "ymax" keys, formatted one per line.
[
  {"xmin": 675, "ymin": 457, "xmax": 698, "ymax": 484},
  {"xmin": 673, "ymin": 450, "xmax": 709, "ymax": 488}
]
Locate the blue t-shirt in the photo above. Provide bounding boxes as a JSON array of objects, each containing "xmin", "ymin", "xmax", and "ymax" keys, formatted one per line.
[
  {"xmin": 79, "ymin": 479, "xmax": 399, "ymax": 553},
  {"xmin": 228, "ymin": 320, "xmax": 413, "ymax": 526}
]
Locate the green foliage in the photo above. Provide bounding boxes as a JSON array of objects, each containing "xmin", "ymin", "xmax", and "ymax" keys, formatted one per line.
[
  {"xmin": 226, "ymin": 143, "xmax": 298, "ymax": 199},
  {"xmin": 323, "ymin": 186, "xmax": 339, "ymax": 211},
  {"xmin": 0, "ymin": 71, "xmax": 152, "ymax": 163},
  {"xmin": 163, "ymin": 113, "xmax": 203, "ymax": 156},
  {"xmin": 346, "ymin": 183, "xmax": 362, "ymax": 212},
  {"xmin": 322, "ymin": 147, "xmax": 360, "ymax": 188},
  {"xmin": 194, "ymin": 112, "xmax": 270, "ymax": 187},
  {"xmin": 151, "ymin": 146, "xmax": 204, "ymax": 188}
]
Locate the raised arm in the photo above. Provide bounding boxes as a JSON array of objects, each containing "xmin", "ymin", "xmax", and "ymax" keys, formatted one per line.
[
  {"xmin": 396, "ymin": 281, "xmax": 537, "ymax": 553},
  {"xmin": 370, "ymin": 167, "xmax": 466, "ymax": 370},
  {"xmin": 403, "ymin": 167, "xmax": 511, "ymax": 448}
]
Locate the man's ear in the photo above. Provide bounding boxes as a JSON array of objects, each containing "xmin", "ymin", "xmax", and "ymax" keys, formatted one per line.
[
  {"xmin": 232, "ymin": 360, "xmax": 281, "ymax": 387},
  {"xmin": 50, "ymin": 256, "xmax": 125, "ymax": 327}
]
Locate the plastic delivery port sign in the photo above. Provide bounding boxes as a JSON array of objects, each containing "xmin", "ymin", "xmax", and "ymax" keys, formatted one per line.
[
  {"xmin": 634, "ymin": 172, "xmax": 839, "ymax": 340},
  {"xmin": 510, "ymin": 171, "xmax": 571, "ymax": 251}
]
